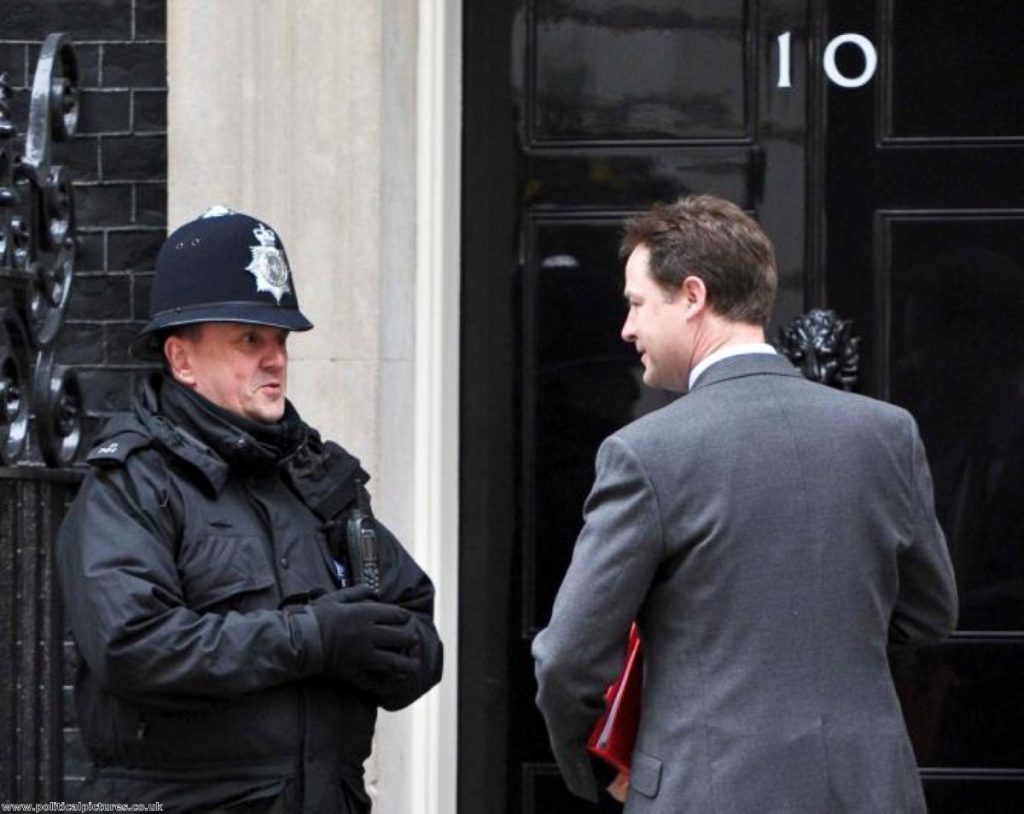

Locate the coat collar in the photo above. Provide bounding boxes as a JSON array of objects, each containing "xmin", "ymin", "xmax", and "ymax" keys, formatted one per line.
[
  {"xmin": 689, "ymin": 351, "xmax": 804, "ymax": 392},
  {"xmin": 132, "ymin": 380, "xmax": 232, "ymax": 494},
  {"xmin": 134, "ymin": 373, "xmax": 306, "ymax": 495}
]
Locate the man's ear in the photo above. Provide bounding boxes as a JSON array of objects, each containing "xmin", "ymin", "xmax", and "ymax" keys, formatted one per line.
[
  {"xmin": 164, "ymin": 335, "xmax": 196, "ymax": 387},
  {"xmin": 680, "ymin": 275, "xmax": 707, "ymax": 315}
]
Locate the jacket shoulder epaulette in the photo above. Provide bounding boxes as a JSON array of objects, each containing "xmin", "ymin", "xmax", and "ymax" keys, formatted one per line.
[{"xmin": 85, "ymin": 418, "xmax": 153, "ymax": 468}]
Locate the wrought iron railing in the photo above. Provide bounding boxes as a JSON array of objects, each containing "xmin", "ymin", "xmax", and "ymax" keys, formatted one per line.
[{"xmin": 0, "ymin": 33, "xmax": 82, "ymax": 467}]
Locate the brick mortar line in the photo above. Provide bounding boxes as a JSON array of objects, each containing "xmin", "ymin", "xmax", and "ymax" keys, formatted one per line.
[
  {"xmin": 50, "ymin": 88, "xmax": 168, "ymax": 93},
  {"xmin": 70, "ymin": 129, "xmax": 170, "ymax": 138},
  {"xmin": 77, "ymin": 222, "xmax": 166, "ymax": 228},
  {"xmin": 97, "ymin": 132, "xmax": 168, "ymax": 138},
  {"xmin": 0, "ymin": 40, "xmax": 167, "ymax": 46},
  {"xmin": 73, "ymin": 180, "xmax": 167, "ymax": 187},
  {"xmin": 4, "ymin": 84, "xmax": 167, "ymax": 91}
]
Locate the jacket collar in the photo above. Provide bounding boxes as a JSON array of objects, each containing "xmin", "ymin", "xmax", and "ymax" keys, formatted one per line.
[
  {"xmin": 134, "ymin": 373, "xmax": 306, "ymax": 495},
  {"xmin": 689, "ymin": 351, "xmax": 803, "ymax": 392}
]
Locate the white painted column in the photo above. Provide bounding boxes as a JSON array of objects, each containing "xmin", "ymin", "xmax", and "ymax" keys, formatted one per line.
[
  {"xmin": 408, "ymin": 0, "xmax": 461, "ymax": 811},
  {"xmin": 167, "ymin": 1, "xmax": 384, "ymax": 465},
  {"xmin": 370, "ymin": 0, "xmax": 460, "ymax": 810},
  {"xmin": 166, "ymin": 2, "xmax": 460, "ymax": 811}
]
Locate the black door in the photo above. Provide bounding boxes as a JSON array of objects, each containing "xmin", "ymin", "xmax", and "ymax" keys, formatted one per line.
[
  {"xmin": 462, "ymin": 2, "xmax": 816, "ymax": 810},
  {"xmin": 461, "ymin": 1, "xmax": 1024, "ymax": 812},
  {"xmin": 824, "ymin": 1, "xmax": 1024, "ymax": 809}
]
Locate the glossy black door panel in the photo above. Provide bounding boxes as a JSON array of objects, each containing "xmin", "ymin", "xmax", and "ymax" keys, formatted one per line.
[
  {"xmin": 882, "ymin": 216, "xmax": 1024, "ymax": 632},
  {"xmin": 924, "ymin": 779, "xmax": 1024, "ymax": 814},
  {"xmin": 886, "ymin": 0, "xmax": 1024, "ymax": 141},
  {"xmin": 520, "ymin": 149, "xmax": 754, "ymax": 208},
  {"xmin": 519, "ymin": 216, "xmax": 673, "ymax": 639},
  {"xmin": 528, "ymin": 0, "xmax": 753, "ymax": 144},
  {"xmin": 892, "ymin": 642, "xmax": 1024, "ymax": 768}
]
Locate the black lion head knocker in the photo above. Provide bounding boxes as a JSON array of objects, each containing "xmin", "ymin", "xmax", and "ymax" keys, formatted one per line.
[{"xmin": 777, "ymin": 309, "xmax": 861, "ymax": 391}]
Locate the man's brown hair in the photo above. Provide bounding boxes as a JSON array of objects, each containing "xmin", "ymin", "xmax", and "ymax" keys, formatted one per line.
[{"xmin": 620, "ymin": 195, "xmax": 778, "ymax": 326}]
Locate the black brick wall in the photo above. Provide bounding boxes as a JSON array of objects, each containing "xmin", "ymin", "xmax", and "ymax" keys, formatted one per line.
[
  {"xmin": 0, "ymin": 0, "xmax": 167, "ymax": 428},
  {"xmin": 0, "ymin": 0, "xmax": 167, "ymax": 801}
]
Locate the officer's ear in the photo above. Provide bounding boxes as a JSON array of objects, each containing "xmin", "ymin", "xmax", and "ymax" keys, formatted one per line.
[{"xmin": 164, "ymin": 333, "xmax": 198, "ymax": 387}]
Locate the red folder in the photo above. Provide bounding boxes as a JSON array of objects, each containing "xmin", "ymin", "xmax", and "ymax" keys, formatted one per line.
[{"xmin": 587, "ymin": 623, "xmax": 643, "ymax": 773}]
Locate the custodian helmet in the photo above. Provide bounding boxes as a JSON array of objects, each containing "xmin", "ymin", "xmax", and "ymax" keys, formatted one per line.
[{"xmin": 131, "ymin": 206, "xmax": 313, "ymax": 359}]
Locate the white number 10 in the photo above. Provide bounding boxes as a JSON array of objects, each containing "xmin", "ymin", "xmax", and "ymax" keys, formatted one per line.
[{"xmin": 777, "ymin": 31, "xmax": 879, "ymax": 89}]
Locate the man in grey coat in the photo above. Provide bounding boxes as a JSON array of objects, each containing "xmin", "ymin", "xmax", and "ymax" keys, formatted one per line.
[{"xmin": 532, "ymin": 195, "xmax": 958, "ymax": 813}]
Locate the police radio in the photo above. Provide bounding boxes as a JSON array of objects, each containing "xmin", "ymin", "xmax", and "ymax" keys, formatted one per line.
[{"xmin": 346, "ymin": 480, "xmax": 381, "ymax": 597}]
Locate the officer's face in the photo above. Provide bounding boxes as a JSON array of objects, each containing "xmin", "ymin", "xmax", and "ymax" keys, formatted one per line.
[{"xmin": 167, "ymin": 322, "xmax": 289, "ymax": 423}]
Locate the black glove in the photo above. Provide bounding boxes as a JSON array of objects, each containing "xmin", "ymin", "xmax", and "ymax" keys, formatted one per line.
[{"xmin": 311, "ymin": 585, "xmax": 419, "ymax": 689}]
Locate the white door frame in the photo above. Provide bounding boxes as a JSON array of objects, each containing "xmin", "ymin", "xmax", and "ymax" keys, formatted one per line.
[{"xmin": 412, "ymin": 0, "xmax": 461, "ymax": 811}]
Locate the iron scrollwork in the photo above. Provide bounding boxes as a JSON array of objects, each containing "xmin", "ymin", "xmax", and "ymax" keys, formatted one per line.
[
  {"xmin": 777, "ymin": 308, "xmax": 861, "ymax": 391},
  {"xmin": 0, "ymin": 33, "xmax": 82, "ymax": 467}
]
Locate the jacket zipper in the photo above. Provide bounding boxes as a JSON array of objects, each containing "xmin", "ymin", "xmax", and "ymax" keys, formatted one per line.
[
  {"xmin": 242, "ymin": 481, "xmax": 286, "ymax": 604},
  {"xmin": 242, "ymin": 477, "xmax": 307, "ymax": 804}
]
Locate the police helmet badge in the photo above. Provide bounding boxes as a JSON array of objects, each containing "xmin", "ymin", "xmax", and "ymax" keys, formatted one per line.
[{"xmin": 246, "ymin": 223, "xmax": 292, "ymax": 304}]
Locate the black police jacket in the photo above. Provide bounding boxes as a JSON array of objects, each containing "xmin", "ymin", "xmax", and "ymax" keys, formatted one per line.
[{"xmin": 57, "ymin": 375, "xmax": 443, "ymax": 813}]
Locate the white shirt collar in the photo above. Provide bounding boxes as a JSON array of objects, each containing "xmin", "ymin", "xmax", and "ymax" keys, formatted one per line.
[{"xmin": 688, "ymin": 342, "xmax": 777, "ymax": 390}]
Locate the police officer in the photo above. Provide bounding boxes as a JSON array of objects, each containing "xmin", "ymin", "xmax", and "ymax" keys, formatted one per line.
[{"xmin": 57, "ymin": 207, "xmax": 443, "ymax": 813}]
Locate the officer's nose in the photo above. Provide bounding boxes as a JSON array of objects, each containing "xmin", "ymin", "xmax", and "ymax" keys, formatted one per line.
[{"xmin": 263, "ymin": 338, "xmax": 288, "ymax": 371}]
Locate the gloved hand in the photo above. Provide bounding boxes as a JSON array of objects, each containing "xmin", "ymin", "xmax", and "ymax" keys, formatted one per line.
[{"xmin": 311, "ymin": 585, "xmax": 419, "ymax": 690}]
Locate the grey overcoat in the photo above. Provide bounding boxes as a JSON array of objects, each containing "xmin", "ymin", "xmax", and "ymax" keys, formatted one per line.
[{"xmin": 533, "ymin": 353, "xmax": 958, "ymax": 813}]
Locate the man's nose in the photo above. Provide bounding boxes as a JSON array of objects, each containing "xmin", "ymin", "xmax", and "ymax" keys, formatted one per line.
[
  {"xmin": 264, "ymin": 343, "xmax": 287, "ymax": 370},
  {"xmin": 621, "ymin": 313, "xmax": 635, "ymax": 343}
]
